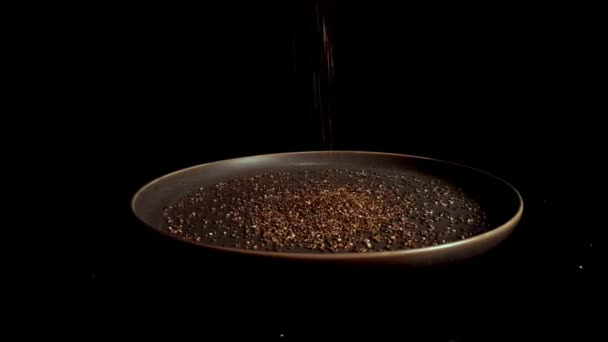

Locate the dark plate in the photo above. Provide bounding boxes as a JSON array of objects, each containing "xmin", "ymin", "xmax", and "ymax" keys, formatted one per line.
[{"xmin": 132, "ymin": 151, "xmax": 522, "ymax": 266}]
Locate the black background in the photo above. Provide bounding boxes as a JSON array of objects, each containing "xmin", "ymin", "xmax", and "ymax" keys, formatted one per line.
[{"xmin": 43, "ymin": 2, "xmax": 601, "ymax": 340}]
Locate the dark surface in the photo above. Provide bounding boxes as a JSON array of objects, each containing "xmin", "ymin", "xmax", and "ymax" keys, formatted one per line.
[
  {"xmin": 46, "ymin": 2, "xmax": 601, "ymax": 340},
  {"xmin": 156, "ymin": 166, "xmax": 495, "ymax": 253}
]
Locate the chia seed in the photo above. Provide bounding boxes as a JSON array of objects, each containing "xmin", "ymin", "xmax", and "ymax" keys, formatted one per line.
[{"xmin": 162, "ymin": 169, "xmax": 489, "ymax": 253}]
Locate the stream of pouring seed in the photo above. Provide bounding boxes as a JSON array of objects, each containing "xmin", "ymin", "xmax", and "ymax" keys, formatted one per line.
[{"xmin": 310, "ymin": 2, "xmax": 336, "ymax": 150}]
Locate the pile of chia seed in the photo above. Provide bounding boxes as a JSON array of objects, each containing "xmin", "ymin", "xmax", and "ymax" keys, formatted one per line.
[{"xmin": 162, "ymin": 169, "xmax": 488, "ymax": 253}]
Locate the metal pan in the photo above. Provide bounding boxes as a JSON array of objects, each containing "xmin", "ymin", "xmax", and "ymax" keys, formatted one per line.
[{"xmin": 132, "ymin": 151, "xmax": 522, "ymax": 266}]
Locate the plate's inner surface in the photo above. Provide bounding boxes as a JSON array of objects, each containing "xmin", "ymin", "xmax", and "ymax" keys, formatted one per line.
[
  {"xmin": 163, "ymin": 168, "xmax": 492, "ymax": 253},
  {"xmin": 133, "ymin": 153, "xmax": 520, "ymax": 255}
]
